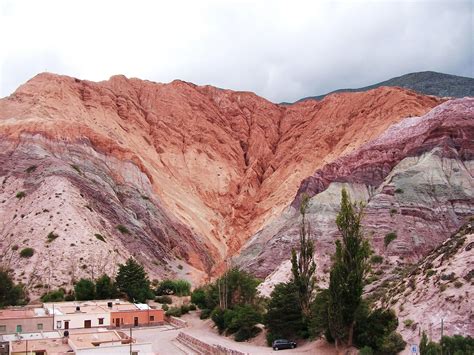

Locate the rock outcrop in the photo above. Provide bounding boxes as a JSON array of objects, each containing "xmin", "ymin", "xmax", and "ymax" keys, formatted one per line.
[
  {"xmin": 0, "ymin": 72, "xmax": 445, "ymax": 292},
  {"xmin": 238, "ymin": 98, "xmax": 474, "ymax": 293}
]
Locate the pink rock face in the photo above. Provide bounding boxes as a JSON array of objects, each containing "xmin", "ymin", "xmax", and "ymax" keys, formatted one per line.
[
  {"xmin": 238, "ymin": 98, "xmax": 474, "ymax": 279},
  {"xmin": 0, "ymin": 73, "xmax": 443, "ymax": 291}
]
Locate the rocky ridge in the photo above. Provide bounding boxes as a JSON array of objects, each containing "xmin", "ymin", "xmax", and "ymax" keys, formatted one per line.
[{"xmin": 0, "ymin": 73, "xmax": 443, "ymax": 291}]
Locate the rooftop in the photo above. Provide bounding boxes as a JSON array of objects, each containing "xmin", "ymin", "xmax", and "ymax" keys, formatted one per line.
[
  {"xmin": 68, "ymin": 330, "xmax": 129, "ymax": 349},
  {"xmin": 10, "ymin": 337, "xmax": 72, "ymax": 354},
  {"xmin": 0, "ymin": 308, "xmax": 51, "ymax": 320}
]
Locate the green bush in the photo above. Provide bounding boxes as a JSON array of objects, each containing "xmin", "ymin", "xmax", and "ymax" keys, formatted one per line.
[
  {"xmin": 95, "ymin": 274, "xmax": 118, "ymax": 299},
  {"xmin": 191, "ymin": 288, "xmax": 206, "ymax": 308},
  {"xmin": 0, "ymin": 269, "xmax": 26, "ymax": 307},
  {"xmin": 25, "ymin": 165, "xmax": 37, "ymax": 173},
  {"xmin": 211, "ymin": 308, "xmax": 226, "ymax": 334},
  {"xmin": 116, "ymin": 225, "xmax": 130, "ymax": 234},
  {"xmin": 426, "ymin": 269, "xmax": 436, "ymax": 277},
  {"xmin": 74, "ymin": 278, "xmax": 96, "ymax": 300},
  {"xmin": 47, "ymin": 231, "xmax": 59, "ymax": 243},
  {"xmin": 370, "ymin": 255, "xmax": 384, "ymax": 264},
  {"xmin": 200, "ymin": 308, "xmax": 212, "ymax": 319},
  {"xmin": 16, "ymin": 191, "xmax": 26, "ymax": 199},
  {"xmin": 180, "ymin": 304, "xmax": 190, "ymax": 314},
  {"xmin": 165, "ymin": 307, "xmax": 182, "ymax": 317},
  {"xmin": 155, "ymin": 295, "xmax": 173, "ymax": 304},
  {"xmin": 156, "ymin": 279, "xmax": 191, "ymax": 296},
  {"xmin": 189, "ymin": 303, "xmax": 197, "ymax": 311},
  {"xmin": 161, "ymin": 304, "xmax": 169, "ymax": 311},
  {"xmin": 384, "ymin": 232, "xmax": 397, "ymax": 247},
  {"xmin": 359, "ymin": 346, "xmax": 374, "ymax": 355},
  {"xmin": 20, "ymin": 247, "xmax": 34, "ymax": 258},
  {"xmin": 379, "ymin": 332, "xmax": 406, "ymax": 355},
  {"xmin": 94, "ymin": 233, "xmax": 106, "ymax": 242},
  {"xmin": 41, "ymin": 289, "xmax": 65, "ymax": 302}
]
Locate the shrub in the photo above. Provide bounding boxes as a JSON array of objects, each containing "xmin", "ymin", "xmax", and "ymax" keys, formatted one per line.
[
  {"xmin": 389, "ymin": 208, "xmax": 397, "ymax": 217},
  {"xmin": 155, "ymin": 295, "xmax": 172, "ymax": 304},
  {"xmin": 370, "ymin": 255, "xmax": 384, "ymax": 264},
  {"xmin": 189, "ymin": 303, "xmax": 197, "ymax": 311},
  {"xmin": 94, "ymin": 233, "xmax": 106, "ymax": 242},
  {"xmin": 70, "ymin": 164, "xmax": 81, "ymax": 174},
  {"xmin": 384, "ymin": 232, "xmax": 397, "ymax": 247},
  {"xmin": 394, "ymin": 188, "xmax": 404, "ymax": 194},
  {"xmin": 116, "ymin": 257, "xmax": 153, "ymax": 302},
  {"xmin": 359, "ymin": 346, "xmax": 374, "ymax": 355},
  {"xmin": 200, "ymin": 308, "xmax": 212, "ymax": 319},
  {"xmin": 116, "ymin": 225, "xmax": 130, "ymax": 234},
  {"xmin": 162, "ymin": 304, "xmax": 169, "ymax": 311},
  {"xmin": 25, "ymin": 165, "xmax": 37, "ymax": 173},
  {"xmin": 0, "ymin": 269, "xmax": 26, "ymax": 307},
  {"xmin": 20, "ymin": 247, "xmax": 34, "ymax": 258},
  {"xmin": 11, "ymin": 245, "xmax": 19, "ymax": 251},
  {"xmin": 454, "ymin": 281, "xmax": 463, "ymax": 288},
  {"xmin": 74, "ymin": 279, "xmax": 96, "ymax": 300},
  {"xmin": 379, "ymin": 332, "xmax": 406, "ymax": 354},
  {"xmin": 441, "ymin": 272, "xmax": 455, "ymax": 281},
  {"xmin": 41, "ymin": 289, "xmax": 65, "ymax": 302},
  {"xmin": 404, "ymin": 319, "xmax": 414, "ymax": 328},
  {"xmin": 47, "ymin": 231, "xmax": 59, "ymax": 243},
  {"xmin": 165, "ymin": 307, "xmax": 182, "ymax": 317},
  {"xmin": 180, "ymin": 304, "xmax": 190, "ymax": 314},
  {"xmin": 16, "ymin": 191, "xmax": 26, "ymax": 199},
  {"xmin": 426, "ymin": 269, "xmax": 436, "ymax": 277},
  {"xmin": 191, "ymin": 288, "xmax": 207, "ymax": 308},
  {"xmin": 156, "ymin": 279, "xmax": 191, "ymax": 296},
  {"xmin": 64, "ymin": 292, "xmax": 75, "ymax": 301}
]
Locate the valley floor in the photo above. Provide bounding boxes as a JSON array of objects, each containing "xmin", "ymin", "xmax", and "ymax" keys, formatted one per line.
[{"xmin": 133, "ymin": 312, "xmax": 336, "ymax": 355}]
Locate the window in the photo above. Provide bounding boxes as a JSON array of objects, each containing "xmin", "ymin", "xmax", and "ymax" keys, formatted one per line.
[
  {"xmin": 16, "ymin": 325, "xmax": 22, "ymax": 333},
  {"xmin": 37, "ymin": 323, "xmax": 43, "ymax": 330},
  {"xmin": 98, "ymin": 318, "xmax": 104, "ymax": 325},
  {"xmin": 132, "ymin": 352, "xmax": 138, "ymax": 355},
  {"xmin": 149, "ymin": 316, "xmax": 155, "ymax": 321},
  {"xmin": 57, "ymin": 321, "xmax": 62, "ymax": 329},
  {"xmin": 0, "ymin": 325, "xmax": 6, "ymax": 332}
]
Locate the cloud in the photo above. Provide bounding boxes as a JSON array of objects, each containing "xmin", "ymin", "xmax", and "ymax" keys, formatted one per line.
[{"xmin": 0, "ymin": 0, "xmax": 472, "ymax": 102}]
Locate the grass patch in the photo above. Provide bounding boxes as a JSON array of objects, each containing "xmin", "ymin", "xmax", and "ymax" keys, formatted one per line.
[
  {"xmin": 94, "ymin": 233, "xmax": 106, "ymax": 242},
  {"xmin": 394, "ymin": 188, "xmax": 404, "ymax": 194},
  {"xmin": 16, "ymin": 191, "xmax": 26, "ymax": 199},
  {"xmin": 384, "ymin": 232, "xmax": 397, "ymax": 247},
  {"xmin": 20, "ymin": 247, "xmax": 34, "ymax": 258},
  {"xmin": 47, "ymin": 231, "xmax": 59, "ymax": 243},
  {"xmin": 116, "ymin": 225, "xmax": 130, "ymax": 234}
]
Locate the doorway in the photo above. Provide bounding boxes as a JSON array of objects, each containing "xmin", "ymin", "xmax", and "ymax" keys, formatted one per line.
[
  {"xmin": 134, "ymin": 317, "xmax": 139, "ymax": 327},
  {"xmin": 84, "ymin": 320, "xmax": 91, "ymax": 328},
  {"xmin": 115, "ymin": 318, "xmax": 120, "ymax": 327},
  {"xmin": 64, "ymin": 321, "xmax": 69, "ymax": 330}
]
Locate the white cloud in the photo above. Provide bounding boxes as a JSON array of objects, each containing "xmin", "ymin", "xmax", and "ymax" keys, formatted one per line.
[{"xmin": 0, "ymin": 0, "xmax": 472, "ymax": 102}]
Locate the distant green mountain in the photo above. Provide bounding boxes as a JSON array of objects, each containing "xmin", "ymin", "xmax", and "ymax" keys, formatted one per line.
[{"xmin": 295, "ymin": 71, "xmax": 474, "ymax": 103}]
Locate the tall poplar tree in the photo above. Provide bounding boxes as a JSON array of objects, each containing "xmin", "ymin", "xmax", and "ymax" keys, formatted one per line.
[
  {"xmin": 291, "ymin": 194, "xmax": 317, "ymax": 320},
  {"xmin": 328, "ymin": 188, "xmax": 370, "ymax": 348},
  {"xmin": 116, "ymin": 257, "xmax": 152, "ymax": 303}
]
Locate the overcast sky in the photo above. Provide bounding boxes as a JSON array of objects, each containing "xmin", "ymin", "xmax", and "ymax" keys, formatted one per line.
[{"xmin": 0, "ymin": 0, "xmax": 472, "ymax": 102}]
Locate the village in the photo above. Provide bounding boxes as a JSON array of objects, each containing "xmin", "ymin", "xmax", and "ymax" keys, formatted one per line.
[{"xmin": 0, "ymin": 299, "xmax": 166, "ymax": 354}]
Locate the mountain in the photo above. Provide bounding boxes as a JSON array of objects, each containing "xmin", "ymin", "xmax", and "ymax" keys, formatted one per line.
[
  {"xmin": 296, "ymin": 71, "xmax": 474, "ymax": 102},
  {"xmin": 0, "ymin": 73, "xmax": 442, "ymax": 293},
  {"xmin": 237, "ymin": 97, "xmax": 473, "ymax": 284}
]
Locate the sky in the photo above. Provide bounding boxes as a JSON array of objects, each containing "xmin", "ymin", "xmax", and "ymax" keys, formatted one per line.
[{"xmin": 0, "ymin": 0, "xmax": 472, "ymax": 103}]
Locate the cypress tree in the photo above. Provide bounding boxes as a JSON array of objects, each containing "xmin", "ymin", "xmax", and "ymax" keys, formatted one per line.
[
  {"xmin": 291, "ymin": 194, "xmax": 317, "ymax": 319},
  {"xmin": 116, "ymin": 257, "xmax": 152, "ymax": 303},
  {"xmin": 328, "ymin": 188, "xmax": 370, "ymax": 348}
]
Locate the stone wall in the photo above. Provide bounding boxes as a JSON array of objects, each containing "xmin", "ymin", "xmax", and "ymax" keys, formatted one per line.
[{"xmin": 176, "ymin": 332, "xmax": 248, "ymax": 355}]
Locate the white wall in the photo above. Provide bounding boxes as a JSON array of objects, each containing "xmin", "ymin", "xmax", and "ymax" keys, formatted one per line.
[{"xmin": 54, "ymin": 311, "xmax": 110, "ymax": 330}]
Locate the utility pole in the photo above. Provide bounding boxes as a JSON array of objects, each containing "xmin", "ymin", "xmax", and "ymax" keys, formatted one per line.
[{"xmin": 129, "ymin": 327, "xmax": 132, "ymax": 355}]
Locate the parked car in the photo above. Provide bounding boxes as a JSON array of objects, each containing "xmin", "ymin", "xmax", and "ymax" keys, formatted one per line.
[{"xmin": 272, "ymin": 339, "xmax": 297, "ymax": 350}]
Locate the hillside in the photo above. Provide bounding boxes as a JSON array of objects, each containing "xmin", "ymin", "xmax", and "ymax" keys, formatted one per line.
[
  {"xmin": 296, "ymin": 71, "xmax": 474, "ymax": 102},
  {"xmin": 0, "ymin": 73, "xmax": 442, "ymax": 292}
]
